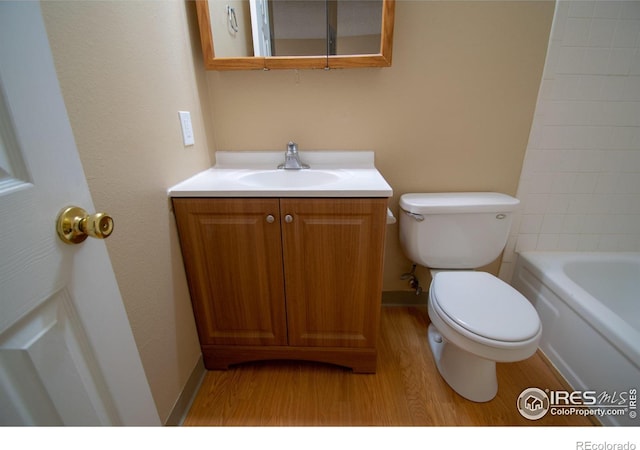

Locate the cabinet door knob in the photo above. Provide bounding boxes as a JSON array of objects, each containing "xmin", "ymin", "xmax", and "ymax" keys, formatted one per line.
[
  {"xmin": 266, "ymin": 214, "xmax": 275, "ymax": 223},
  {"xmin": 284, "ymin": 214, "xmax": 293, "ymax": 223}
]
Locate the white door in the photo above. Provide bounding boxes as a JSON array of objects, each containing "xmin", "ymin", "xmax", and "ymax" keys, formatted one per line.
[
  {"xmin": 250, "ymin": 0, "xmax": 272, "ymax": 56},
  {"xmin": 0, "ymin": 2, "xmax": 159, "ymax": 426}
]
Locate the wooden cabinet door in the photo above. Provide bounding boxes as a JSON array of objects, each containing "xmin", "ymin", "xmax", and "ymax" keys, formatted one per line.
[
  {"xmin": 280, "ymin": 198, "xmax": 388, "ymax": 348},
  {"xmin": 173, "ymin": 199, "xmax": 287, "ymax": 346}
]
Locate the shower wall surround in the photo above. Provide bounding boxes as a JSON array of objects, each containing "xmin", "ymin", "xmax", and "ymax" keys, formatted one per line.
[{"xmin": 501, "ymin": 0, "xmax": 640, "ymax": 281}]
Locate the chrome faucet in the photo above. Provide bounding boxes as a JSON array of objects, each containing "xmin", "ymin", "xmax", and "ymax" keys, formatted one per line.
[{"xmin": 278, "ymin": 141, "xmax": 309, "ymax": 170}]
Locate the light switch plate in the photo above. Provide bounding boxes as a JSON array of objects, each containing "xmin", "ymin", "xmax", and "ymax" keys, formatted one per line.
[{"xmin": 178, "ymin": 111, "xmax": 194, "ymax": 146}]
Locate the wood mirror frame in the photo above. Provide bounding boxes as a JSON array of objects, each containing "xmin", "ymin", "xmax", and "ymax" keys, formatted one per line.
[{"xmin": 195, "ymin": 0, "xmax": 395, "ymax": 70}]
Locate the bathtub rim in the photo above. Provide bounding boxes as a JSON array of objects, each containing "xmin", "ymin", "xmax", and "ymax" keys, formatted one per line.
[{"xmin": 515, "ymin": 251, "xmax": 640, "ymax": 370}]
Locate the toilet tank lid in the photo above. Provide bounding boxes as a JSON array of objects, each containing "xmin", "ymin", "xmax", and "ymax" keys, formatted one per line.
[{"xmin": 400, "ymin": 192, "xmax": 519, "ymax": 214}]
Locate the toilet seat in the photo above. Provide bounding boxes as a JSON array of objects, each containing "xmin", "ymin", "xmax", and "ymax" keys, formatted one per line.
[{"xmin": 430, "ymin": 271, "xmax": 540, "ymax": 343}]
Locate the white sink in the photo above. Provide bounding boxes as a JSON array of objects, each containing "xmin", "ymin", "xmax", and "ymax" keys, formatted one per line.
[
  {"xmin": 168, "ymin": 151, "xmax": 393, "ymax": 198},
  {"xmin": 237, "ymin": 170, "xmax": 344, "ymax": 189}
]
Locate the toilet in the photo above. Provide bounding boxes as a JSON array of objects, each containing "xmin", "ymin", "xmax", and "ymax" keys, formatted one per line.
[{"xmin": 399, "ymin": 192, "xmax": 541, "ymax": 402}]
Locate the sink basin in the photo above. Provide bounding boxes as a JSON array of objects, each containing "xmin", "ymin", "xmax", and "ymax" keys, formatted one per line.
[
  {"xmin": 168, "ymin": 151, "xmax": 393, "ymax": 198},
  {"xmin": 237, "ymin": 170, "xmax": 344, "ymax": 189}
]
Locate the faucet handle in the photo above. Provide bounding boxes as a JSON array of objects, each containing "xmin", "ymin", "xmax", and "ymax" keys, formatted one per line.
[{"xmin": 287, "ymin": 141, "xmax": 298, "ymax": 154}]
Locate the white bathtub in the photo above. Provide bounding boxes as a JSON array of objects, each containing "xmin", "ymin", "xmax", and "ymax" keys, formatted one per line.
[{"xmin": 512, "ymin": 251, "xmax": 640, "ymax": 426}]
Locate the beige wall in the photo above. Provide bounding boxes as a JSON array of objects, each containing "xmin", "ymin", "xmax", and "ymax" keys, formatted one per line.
[
  {"xmin": 205, "ymin": 0, "xmax": 555, "ymax": 291},
  {"xmin": 39, "ymin": 0, "xmax": 554, "ymax": 422},
  {"xmin": 41, "ymin": 1, "xmax": 212, "ymax": 423}
]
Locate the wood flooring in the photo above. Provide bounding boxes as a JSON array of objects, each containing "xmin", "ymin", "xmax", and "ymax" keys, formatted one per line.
[{"xmin": 183, "ymin": 306, "xmax": 595, "ymax": 426}]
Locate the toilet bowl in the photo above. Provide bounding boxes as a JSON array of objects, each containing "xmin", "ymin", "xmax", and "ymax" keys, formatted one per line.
[
  {"xmin": 398, "ymin": 192, "xmax": 542, "ymax": 402},
  {"xmin": 427, "ymin": 271, "xmax": 541, "ymax": 402}
]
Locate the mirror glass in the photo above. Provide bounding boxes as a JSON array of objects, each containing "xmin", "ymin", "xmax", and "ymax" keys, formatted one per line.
[
  {"xmin": 199, "ymin": 0, "xmax": 391, "ymax": 69},
  {"xmin": 332, "ymin": 0, "xmax": 382, "ymax": 56},
  {"xmin": 268, "ymin": 0, "xmax": 327, "ymax": 57}
]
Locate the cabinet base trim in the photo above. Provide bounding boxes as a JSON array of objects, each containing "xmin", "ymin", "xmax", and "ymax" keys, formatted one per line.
[{"xmin": 201, "ymin": 345, "xmax": 377, "ymax": 374}]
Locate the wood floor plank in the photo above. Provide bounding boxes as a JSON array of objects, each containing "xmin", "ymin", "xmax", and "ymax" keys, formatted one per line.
[{"xmin": 183, "ymin": 306, "xmax": 595, "ymax": 426}]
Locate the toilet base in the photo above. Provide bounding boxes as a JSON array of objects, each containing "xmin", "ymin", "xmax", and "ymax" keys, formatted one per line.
[{"xmin": 427, "ymin": 324, "xmax": 498, "ymax": 402}]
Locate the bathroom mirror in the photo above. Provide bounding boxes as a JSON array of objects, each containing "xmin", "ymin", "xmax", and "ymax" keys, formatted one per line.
[{"xmin": 195, "ymin": 0, "xmax": 394, "ymax": 70}]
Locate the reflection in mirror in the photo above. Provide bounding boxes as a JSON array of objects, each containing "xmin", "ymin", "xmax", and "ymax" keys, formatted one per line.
[
  {"xmin": 209, "ymin": 1, "xmax": 253, "ymax": 57},
  {"xmin": 208, "ymin": 0, "xmax": 384, "ymax": 58},
  {"xmin": 269, "ymin": 0, "xmax": 327, "ymax": 57},
  {"xmin": 333, "ymin": 0, "xmax": 382, "ymax": 55},
  {"xmin": 196, "ymin": 0, "xmax": 394, "ymax": 70},
  {"xmin": 251, "ymin": 0, "xmax": 273, "ymax": 56}
]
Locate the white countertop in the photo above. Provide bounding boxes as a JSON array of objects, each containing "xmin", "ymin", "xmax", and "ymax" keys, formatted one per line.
[{"xmin": 168, "ymin": 151, "xmax": 393, "ymax": 198}]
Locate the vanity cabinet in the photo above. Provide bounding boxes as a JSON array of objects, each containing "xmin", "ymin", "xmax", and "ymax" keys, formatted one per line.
[{"xmin": 173, "ymin": 197, "xmax": 388, "ymax": 373}]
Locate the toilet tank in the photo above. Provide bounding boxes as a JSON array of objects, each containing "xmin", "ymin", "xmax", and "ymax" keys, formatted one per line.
[{"xmin": 399, "ymin": 192, "xmax": 519, "ymax": 269}]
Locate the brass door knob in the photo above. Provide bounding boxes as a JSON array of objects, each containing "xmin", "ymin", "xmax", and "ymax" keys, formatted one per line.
[{"xmin": 56, "ymin": 206, "xmax": 114, "ymax": 244}]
